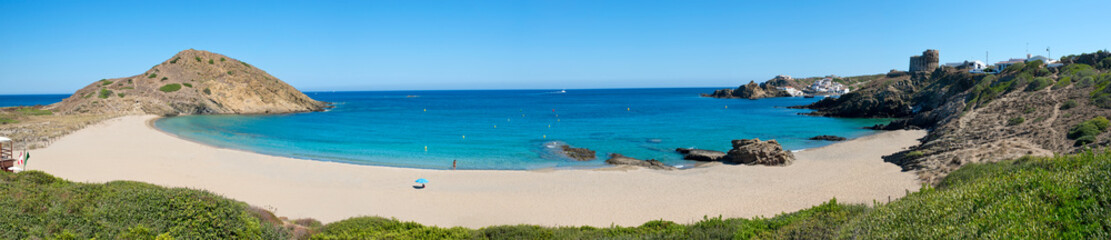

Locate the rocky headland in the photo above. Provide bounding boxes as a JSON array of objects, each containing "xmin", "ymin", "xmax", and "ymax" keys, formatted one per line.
[
  {"xmin": 792, "ymin": 50, "xmax": 1111, "ymax": 183},
  {"xmin": 48, "ymin": 49, "xmax": 328, "ymax": 116},
  {"xmin": 702, "ymin": 80, "xmax": 791, "ymax": 99}
]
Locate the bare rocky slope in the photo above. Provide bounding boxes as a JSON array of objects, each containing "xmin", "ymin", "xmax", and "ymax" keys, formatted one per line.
[
  {"xmin": 796, "ymin": 51, "xmax": 1111, "ymax": 183},
  {"xmin": 48, "ymin": 49, "xmax": 327, "ymax": 116}
]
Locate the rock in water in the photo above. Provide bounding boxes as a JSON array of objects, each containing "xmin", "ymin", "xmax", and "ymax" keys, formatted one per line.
[
  {"xmin": 675, "ymin": 148, "xmax": 726, "ymax": 161},
  {"xmin": 561, "ymin": 145, "xmax": 597, "ymax": 161},
  {"xmin": 724, "ymin": 138, "xmax": 795, "ymax": 166},
  {"xmin": 604, "ymin": 154, "xmax": 677, "ymax": 170},
  {"xmin": 808, "ymin": 135, "xmax": 847, "ymax": 141},
  {"xmin": 49, "ymin": 49, "xmax": 328, "ymax": 116}
]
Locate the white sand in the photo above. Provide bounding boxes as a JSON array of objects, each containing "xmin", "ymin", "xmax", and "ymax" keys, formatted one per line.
[{"xmin": 32, "ymin": 115, "xmax": 925, "ymax": 228}]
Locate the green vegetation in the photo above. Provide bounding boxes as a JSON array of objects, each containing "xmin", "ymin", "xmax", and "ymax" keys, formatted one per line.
[
  {"xmin": 159, "ymin": 84, "xmax": 182, "ymax": 93},
  {"xmin": 148, "ymin": 73, "xmax": 158, "ymax": 79},
  {"xmin": 121, "ymin": 87, "xmax": 135, "ymax": 90},
  {"xmin": 905, "ymin": 151, "xmax": 924, "ymax": 159},
  {"xmin": 1053, "ymin": 77, "xmax": 1072, "ymax": 90},
  {"xmin": 0, "ymin": 171, "xmax": 286, "ymax": 239},
  {"xmin": 209, "ymin": 59, "xmax": 215, "ymax": 64},
  {"xmin": 1025, "ymin": 77, "xmax": 1052, "ymax": 91},
  {"xmin": 0, "ymin": 117, "xmax": 15, "ymax": 124},
  {"xmin": 1007, "ymin": 117, "xmax": 1025, "ymax": 126},
  {"xmin": 220, "ymin": 57, "xmax": 226, "ymax": 62},
  {"xmin": 100, "ymin": 79, "xmax": 114, "ymax": 86},
  {"xmin": 1061, "ymin": 100, "xmax": 1078, "ymax": 110},
  {"xmin": 161, "ymin": 77, "xmax": 168, "ymax": 81},
  {"xmin": 1023, "ymin": 107, "xmax": 1036, "ymax": 114},
  {"xmin": 82, "ymin": 92, "xmax": 93, "ymax": 99},
  {"xmin": 1068, "ymin": 116, "xmax": 1109, "ymax": 146},
  {"xmin": 240, "ymin": 61, "xmax": 251, "ymax": 68},
  {"xmin": 227, "ymin": 71, "xmax": 234, "ymax": 75},
  {"xmin": 98, "ymin": 88, "xmax": 113, "ymax": 99},
  {"xmin": 170, "ymin": 57, "xmax": 181, "ymax": 64},
  {"xmin": 194, "ymin": 56, "xmax": 202, "ymax": 62},
  {"xmin": 183, "ymin": 83, "xmax": 193, "ymax": 88},
  {"xmin": 17, "ymin": 107, "xmax": 53, "ymax": 116},
  {"xmin": 118, "ymin": 93, "xmax": 126, "ymax": 98},
  {"xmin": 203, "ymin": 88, "xmax": 212, "ymax": 95}
]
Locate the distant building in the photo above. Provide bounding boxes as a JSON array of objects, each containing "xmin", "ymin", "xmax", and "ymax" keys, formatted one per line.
[
  {"xmin": 909, "ymin": 49, "xmax": 940, "ymax": 72},
  {"xmin": 944, "ymin": 60, "xmax": 990, "ymax": 73},
  {"xmin": 777, "ymin": 86, "xmax": 805, "ymax": 97},
  {"xmin": 806, "ymin": 78, "xmax": 849, "ymax": 94},
  {"xmin": 992, "ymin": 54, "xmax": 1061, "ymax": 72}
]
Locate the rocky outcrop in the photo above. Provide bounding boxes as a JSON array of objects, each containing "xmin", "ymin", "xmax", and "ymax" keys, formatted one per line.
[
  {"xmin": 789, "ymin": 73, "xmax": 917, "ymax": 118},
  {"xmin": 675, "ymin": 148, "xmax": 726, "ymax": 162},
  {"xmin": 723, "ymin": 138, "xmax": 794, "ymax": 166},
  {"xmin": 561, "ymin": 145, "xmax": 596, "ymax": 161},
  {"xmin": 702, "ymin": 81, "xmax": 791, "ymax": 100},
  {"xmin": 604, "ymin": 154, "xmax": 677, "ymax": 170},
  {"xmin": 808, "ymin": 135, "xmax": 847, "ymax": 141},
  {"xmin": 49, "ymin": 49, "xmax": 328, "ymax": 116}
]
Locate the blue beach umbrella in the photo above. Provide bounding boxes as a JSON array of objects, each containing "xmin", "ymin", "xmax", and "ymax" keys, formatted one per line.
[{"xmin": 415, "ymin": 178, "xmax": 429, "ymax": 184}]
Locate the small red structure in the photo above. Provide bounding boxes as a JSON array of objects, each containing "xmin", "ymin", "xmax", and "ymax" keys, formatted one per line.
[{"xmin": 0, "ymin": 137, "xmax": 15, "ymax": 172}]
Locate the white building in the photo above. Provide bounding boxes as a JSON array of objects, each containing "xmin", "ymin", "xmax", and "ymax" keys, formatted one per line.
[
  {"xmin": 777, "ymin": 86, "xmax": 805, "ymax": 97},
  {"xmin": 807, "ymin": 78, "xmax": 849, "ymax": 94}
]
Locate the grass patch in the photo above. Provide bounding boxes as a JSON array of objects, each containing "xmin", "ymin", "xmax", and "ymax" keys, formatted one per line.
[
  {"xmin": 240, "ymin": 62, "xmax": 251, "ymax": 68},
  {"xmin": 98, "ymin": 89, "xmax": 113, "ymax": 99},
  {"xmin": 17, "ymin": 107, "xmax": 52, "ymax": 116},
  {"xmin": 169, "ymin": 57, "xmax": 181, "ymax": 64},
  {"xmin": 905, "ymin": 151, "xmax": 924, "ymax": 158},
  {"xmin": 158, "ymin": 84, "xmax": 182, "ymax": 93},
  {"xmin": 1023, "ymin": 107, "xmax": 1036, "ymax": 114},
  {"xmin": 100, "ymin": 79, "xmax": 113, "ymax": 86},
  {"xmin": 1007, "ymin": 117, "xmax": 1025, "ymax": 126},
  {"xmin": 182, "ymin": 83, "xmax": 192, "ymax": 88},
  {"xmin": 117, "ymin": 93, "xmax": 125, "ymax": 98},
  {"xmin": 0, "ymin": 117, "xmax": 16, "ymax": 124},
  {"xmin": 147, "ymin": 73, "xmax": 157, "ymax": 79}
]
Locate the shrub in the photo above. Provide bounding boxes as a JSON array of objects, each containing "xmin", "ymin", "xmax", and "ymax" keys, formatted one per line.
[
  {"xmin": 98, "ymin": 88, "xmax": 113, "ymax": 99},
  {"xmin": 0, "ymin": 171, "xmax": 282, "ymax": 239},
  {"xmin": 203, "ymin": 88, "xmax": 211, "ymax": 95},
  {"xmin": 194, "ymin": 56, "xmax": 201, "ymax": 62},
  {"xmin": 1068, "ymin": 117, "xmax": 1109, "ymax": 145},
  {"xmin": 159, "ymin": 84, "xmax": 182, "ymax": 93},
  {"xmin": 240, "ymin": 62, "xmax": 250, "ymax": 68},
  {"xmin": 227, "ymin": 71, "xmax": 234, "ymax": 75},
  {"xmin": 1007, "ymin": 117, "xmax": 1025, "ymax": 126},
  {"xmin": 220, "ymin": 57, "xmax": 226, "ymax": 62},
  {"xmin": 208, "ymin": 59, "xmax": 214, "ymax": 64},
  {"xmin": 100, "ymin": 80, "xmax": 114, "ymax": 86},
  {"xmin": 117, "ymin": 93, "xmax": 125, "ymax": 98},
  {"xmin": 1025, "ymin": 77, "xmax": 1053, "ymax": 91},
  {"xmin": 147, "ymin": 73, "xmax": 157, "ymax": 79},
  {"xmin": 1061, "ymin": 100, "xmax": 1078, "ymax": 110},
  {"xmin": 161, "ymin": 77, "xmax": 168, "ymax": 81},
  {"xmin": 1023, "ymin": 107, "xmax": 1036, "ymax": 114},
  {"xmin": 182, "ymin": 83, "xmax": 192, "ymax": 88},
  {"xmin": 1053, "ymin": 77, "xmax": 1072, "ymax": 90}
]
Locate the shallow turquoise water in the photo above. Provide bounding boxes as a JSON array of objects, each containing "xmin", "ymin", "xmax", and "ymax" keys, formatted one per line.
[{"xmin": 154, "ymin": 88, "xmax": 889, "ymax": 170}]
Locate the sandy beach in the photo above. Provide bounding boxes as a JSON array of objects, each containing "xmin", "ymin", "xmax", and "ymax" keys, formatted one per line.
[{"xmin": 32, "ymin": 115, "xmax": 925, "ymax": 228}]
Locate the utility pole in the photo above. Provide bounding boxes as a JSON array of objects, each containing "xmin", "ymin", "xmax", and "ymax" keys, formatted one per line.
[{"xmin": 1047, "ymin": 46, "xmax": 1051, "ymax": 60}]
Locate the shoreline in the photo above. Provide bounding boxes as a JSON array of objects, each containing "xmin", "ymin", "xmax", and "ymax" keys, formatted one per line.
[{"xmin": 32, "ymin": 115, "xmax": 925, "ymax": 228}]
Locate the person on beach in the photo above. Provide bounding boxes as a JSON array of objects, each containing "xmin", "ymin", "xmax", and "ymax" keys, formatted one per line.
[{"xmin": 452, "ymin": 160, "xmax": 457, "ymax": 170}]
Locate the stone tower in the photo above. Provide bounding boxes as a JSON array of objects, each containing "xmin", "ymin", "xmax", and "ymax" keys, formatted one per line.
[{"xmin": 909, "ymin": 49, "xmax": 939, "ymax": 72}]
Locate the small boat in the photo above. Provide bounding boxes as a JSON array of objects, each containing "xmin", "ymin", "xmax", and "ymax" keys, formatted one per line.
[{"xmin": 559, "ymin": 89, "xmax": 567, "ymax": 93}]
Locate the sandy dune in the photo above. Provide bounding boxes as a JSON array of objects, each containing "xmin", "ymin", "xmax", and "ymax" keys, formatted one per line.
[{"xmin": 31, "ymin": 115, "xmax": 925, "ymax": 228}]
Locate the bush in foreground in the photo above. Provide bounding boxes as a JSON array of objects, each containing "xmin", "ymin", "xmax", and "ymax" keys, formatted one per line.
[{"xmin": 0, "ymin": 171, "xmax": 287, "ymax": 239}]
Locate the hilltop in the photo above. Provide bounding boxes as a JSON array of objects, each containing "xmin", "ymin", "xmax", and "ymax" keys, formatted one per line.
[{"xmin": 48, "ymin": 49, "xmax": 327, "ymax": 116}]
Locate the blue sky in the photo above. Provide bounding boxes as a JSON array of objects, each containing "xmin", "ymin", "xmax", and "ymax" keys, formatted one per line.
[{"xmin": 1, "ymin": 0, "xmax": 1108, "ymax": 94}]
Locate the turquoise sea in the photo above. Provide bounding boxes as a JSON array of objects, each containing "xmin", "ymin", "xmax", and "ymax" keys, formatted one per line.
[{"xmin": 152, "ymin": 88, "xmax": 889, "ymax": 170}]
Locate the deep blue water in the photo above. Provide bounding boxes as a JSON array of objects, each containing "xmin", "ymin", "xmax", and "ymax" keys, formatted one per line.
[
  {"xmin": 153, "ymin": 88, "xmax": 889, "ymax": 170},
  {"xmin": 0, "ymin": 94, "xmax": 68, "ymax": 107}
]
